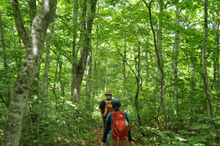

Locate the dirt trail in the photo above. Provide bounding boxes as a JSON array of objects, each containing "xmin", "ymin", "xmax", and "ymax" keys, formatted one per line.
[
  {"xmin": 91, "ymin": 126, "xmax": 145, "ymax": 146},
  {"xmin": 91, "ymin": 126, "xmax": 104, "ymax": 145}
]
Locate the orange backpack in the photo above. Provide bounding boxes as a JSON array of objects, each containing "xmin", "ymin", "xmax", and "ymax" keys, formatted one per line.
[{"xmin": 104, "ymin": 99, "xmax": 114, "ymax": 117}]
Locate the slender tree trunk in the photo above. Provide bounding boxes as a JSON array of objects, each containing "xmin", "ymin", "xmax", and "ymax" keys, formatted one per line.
[
  {"xmin": 18, "ymin": 39, "xmax": 22, "ymax": 70},
  {"xmin": 105, "ymin": 58, "xmax": 109, "ymax": 90},
  {"xmin": 28, "ymin": 0, "xmax": 37, "ymax": 29},
  {"xmin": 190, "ymin": 64, "xmax": 196, "ymax": 122},
  {"xmin": 173, "ymin": 1, "xmax": 180, "ymax": 115},
  {"xmin": 59, "ymin": 62, "xmax": 65, "ymax": 97},
  {"xmin": 202, "ymin": 1, "xmax": 216, "ymax": 141},
  {"xmin": 145, "ymin": 47, "xmax": 148, "ymax": 83},
  {"xmin": 73, "ymin": 0, "xmax": 97, "ymax": 102},
  {"xmin": 93, "ymin": 3, "xmax": 99, "ymax": 99},
  {"xmin": 38, "ymin": 20, "xmax": 55, "ymax": 143},
  {"xmin": 0, "ymin": 11, "xmax": 11, "ymax": 107},
  {"xmin": 86, "ymin": 51, "xmax": 92, "ymax": 99},
  {"xmin": 143, "ymin": 0, "xmax": 168, "ymax": 130},
  {"xmin": 157, "ymin": 0, "xmax": 167, "ymax": 130},
  {"xmin": 135, "ymin": 44, "xmax": 142, "ymax": 127},
  {"xmin": 41, "ymin": 19, "xmax": 55, "ymax": 112},
  {"xmin": 14, "ymin": 31, "xmax": 22, "ymax": 72},
  {"xmin": 1, "ymin": 1, "xmax": 57, "ymax": 145},
  {"xmin": 123, "ymin": 32, "xmax": 127, "ymax": 97},
  {"xmin": 54, "ymin": 58, "xmax": 59, "ymax": 105},
  {"xmin": 213, "ymin": 13, "xmax": 220, "ymax": 100},
  {"xmin": 12, "ymin": 0, "xmax": 29, "ymax": 51},
  {"xmin": 71, "ymin": 0, "xmax": 78, "ymax": 103}
]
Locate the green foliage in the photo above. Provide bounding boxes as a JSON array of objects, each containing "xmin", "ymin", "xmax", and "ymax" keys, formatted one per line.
[{"xmin": 1, "ymin": 0, "xmax": 220, "ymax": 145}]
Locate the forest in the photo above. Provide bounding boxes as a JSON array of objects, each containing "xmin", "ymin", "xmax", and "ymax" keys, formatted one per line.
[{"xmin": 0, "ymin": 0, "xmax": 220, "ymax": 145}]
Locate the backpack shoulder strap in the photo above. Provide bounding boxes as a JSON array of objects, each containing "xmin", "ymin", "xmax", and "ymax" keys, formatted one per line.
[{"xmin": 110, "ymin": 111, "xmax": 116, "ymax": 122}]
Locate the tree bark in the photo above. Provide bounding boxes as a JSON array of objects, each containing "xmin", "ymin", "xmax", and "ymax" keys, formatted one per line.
[
  {"xmin": 135, "ymin": 44, "xmax": 142, "ymax": 127},
  {"xmin": 173, "ymin": 1, "xmax": 180, "ymax": 115},
  {"xmin": 0, "ymin": 11, "xmax": 11, "ymax": 107},
  {"xmin": 202, "ymin": 0, "xmax": 216, "ymax": 136},
  {"xmin": 73, "ymin": 0, "xmax": 97, "ymax": 102},
  {"xmin": 213, "ymin": 13, "xmax": 220, "ymax": 99},
  {"xmin": 93, "ymin": 3, "xmax": 99, "ymax": 99},
  {"xmin": 143, "ymin": 0, "xmax": 168, "ymax": 130},
  {"xmin": 1, "ymin": 0, "xmax": 57, "ymax": 145},
  {"xmin": 145, "ymin": 46, "xmax": 148, "ymax": 83},
  {"xmin": 28, "ymin": 0, "xmax": 37, "ymax": 28},
  {"xmin": 157, "ymin": 0, "xmax": 167, "ymax": 130},
  {"xmin": 41, "ymin": 19, "xmax": 55, "ymax": 110},
  {"xmin": 123, "ymin": 32, "xmax": 127, "ymax": 98},
  {"xmin": 12, "ymin": 0, "xmax": 29, "ymax": 51},
  {"xmin": 86, "ymin": 51, "xmax": 92, "ymax": 99},
  {"xmin": 71, "ymin": 0, "xmax": 79, "ymax": 103}
]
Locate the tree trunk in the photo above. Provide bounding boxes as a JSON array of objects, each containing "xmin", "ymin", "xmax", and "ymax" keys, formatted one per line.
[
  {"xmin": 123, "ymin": 32, "xmax": 127, "ymax": 97},
  {"xmin": 135, "ymin": 44, "xmax": 142, "ymax": 127},
  {"xmin": 213, "ymin": 13, "xmax": 220, "ymax": 100},
  {"xmin": 73, "ymin": 0, "xmax": 97, "ymax": 102},
  {"xmin": 71, "ymin": 0, "xmax": 79, "ymax": 103},
  {"xmin": 105, "ymin": 58, "xmax": 109, "ymax": 90},
  {"xmin": 59, "ymin": 62, "xmax": 65, "ymax": 97},
  {"xmin": 93, "ymin": 3, "xmax": 99, "ymax": 99},
  {"xmin": 202, "ymin": 0, "xmax": 216, "ymax": 141},
  {"xmin": 41, "ymin": 19, "xmax": 55, "ymax": 112},
  {"xmin": 0, "ymin": 11, "xmax": 11, "ymax": 107},
  {"xmin": 190, "ymin": 64, "xmax": 196, "ymax": 122},
  {"xmin": 12, "ymin": 0, "xmax": 29, "ymax": 51},
  {"xmin": 38, "ymin": 20, "xmax": 55, "ymax": 144},
  {"xmin": 1, "ymin": 1, "xmax": 57, "ymax": 145},
  {"xmin": 157, "ymin": 0, "xmax": 167, "ymax": 130},
  {"xmin": 86, "ymin": 51, "xmax": 92, "ymax": 99},
  {"xmin": 145, "ymin": 47, "xmax": 148, "ymax": 83},
  {"xmin": 143, "ymin": 0, "xmax": 168, "ymax": 130},
  {"xmin": 173, "ymin": 1, "xmax": 180, "ymax": 115},
  {"xmin": 28, "ymin": 0, "xmax": 37, "ymax": 29},
  {"xmin": 18, "ymin": 39, "xmax": 22, "ymax": 71}
]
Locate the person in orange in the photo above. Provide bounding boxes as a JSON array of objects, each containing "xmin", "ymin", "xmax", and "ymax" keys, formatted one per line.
[{"xmin": 99, "ymin": 90, "xmax": 112, "ymax": 146}]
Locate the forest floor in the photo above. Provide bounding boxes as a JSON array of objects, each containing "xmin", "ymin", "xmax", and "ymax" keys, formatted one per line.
[{"xmin": 88, "ymin": 126, "xmax": 145, "ymax": 146}]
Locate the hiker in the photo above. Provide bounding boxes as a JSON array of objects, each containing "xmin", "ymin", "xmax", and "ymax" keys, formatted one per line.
[
  {"xmin": 99, "ymin": 89, "xmax": 113, "ymax": 146},
  {"xmin": 102, "ymin": 98, "xmax": 132, "ymax": 146}
]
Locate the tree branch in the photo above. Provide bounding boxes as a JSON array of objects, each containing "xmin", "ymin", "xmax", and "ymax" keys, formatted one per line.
[
  {"xmin": 0, "ymin": 94, "xmax": 9, "ymax": 108},
  {"xmin": 183, "ymin": 42, "xmax": 204, "ymax": 76},
  {"xmin": 51, "ymin": 47, "xmax": 71, "ymax": 62},
  {"xmin": 118, "ymin": 48, "xmax": 138, "ymax": 80},
  {"xmin": 12, "ymin": 0, "xmax": 29, "ymax": 51}
]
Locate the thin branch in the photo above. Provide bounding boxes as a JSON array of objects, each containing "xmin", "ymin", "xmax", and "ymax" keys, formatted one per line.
[
  {"xmin": 12, "ymin": 0, "xmax": 29, "ymax": 51},
  {"xmin": 0, "ymin": 94, "xmax": 9, "ymax": 108},
  {"xmin": 118, "ymin": 48, "xmax": 138, "ymax": 80},
  {"xmin": 51, "ymin": 48, "xmax": 71, "ymax": 62},
  {"xmin": 128, "ymin": 25, "xmax": 141, "ymax": 73},
  {"xmin": 191, "ymin": 59, "xmax": 204, "ymax": 76},
  {"xmin": 143, "ymin": 0, "xmax": 154, "ymax": 7},
  {"xmin": 128, "ymin": 25, "xmax": 139, "ymax": 43},
  {"xmin": 48, "ymin": 83, "xmax": 58, "ymax": 101},
  {"xmin": 183, "ymin": 42, "xmax": 204, "ymax": 76},
  {"xmin": 143, "ymin": 0, "xmax": 149, "ymax": 7}
]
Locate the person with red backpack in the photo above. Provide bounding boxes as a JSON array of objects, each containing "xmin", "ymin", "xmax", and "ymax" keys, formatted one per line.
[
  {"xmin": 102, "ymin": 98, "xmax": 132, "ymax": 146},
  {"xmin": 99, "ymin": 90, "xmax": 114, "ymax": 146}
]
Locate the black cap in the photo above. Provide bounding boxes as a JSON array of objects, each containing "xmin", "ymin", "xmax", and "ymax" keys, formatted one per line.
[{"xmin": 112, "ymin": 98, "xmax": 121, "ymax": 108}]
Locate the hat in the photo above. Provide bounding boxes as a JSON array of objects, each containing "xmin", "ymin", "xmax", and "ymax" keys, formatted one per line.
[{"xmin": 105, "ymin": 89, "xmax": 112, "ymax": 95}]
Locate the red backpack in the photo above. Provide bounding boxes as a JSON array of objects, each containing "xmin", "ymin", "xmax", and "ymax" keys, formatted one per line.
[{"xmin": 111, "ymin": 110, "xmax": 130, "ymax": 146}]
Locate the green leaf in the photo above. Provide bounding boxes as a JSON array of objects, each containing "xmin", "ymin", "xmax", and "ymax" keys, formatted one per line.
[{"xmin": 80, "ymin": 130, "xmax": 84, "ymax": 136}]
